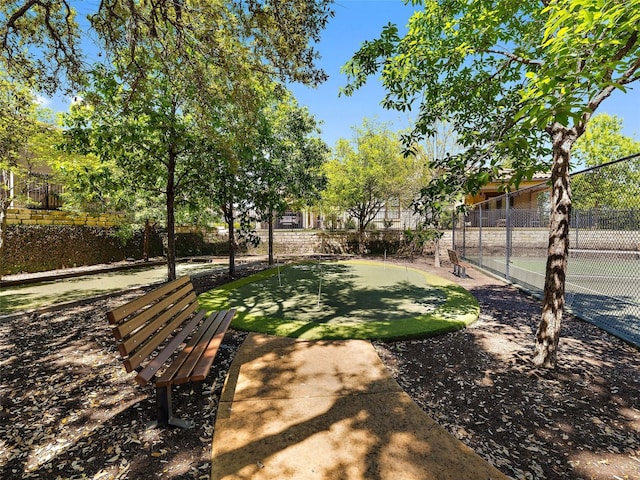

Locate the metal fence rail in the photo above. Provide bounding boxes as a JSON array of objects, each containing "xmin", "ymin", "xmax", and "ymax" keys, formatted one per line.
[
  {"xmin": 454, "ymin": 154, "xmax": 640, "ymax": 347},
  {"xmin": 2, "ymin": 172, "xmax": 63, "ymax": 210}
]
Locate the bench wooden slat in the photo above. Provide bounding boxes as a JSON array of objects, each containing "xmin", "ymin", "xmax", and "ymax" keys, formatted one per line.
[
  {"xmin": 123, "ymin": 299, "xmax": 199, "ymax": 372},
  {"xmin": 107, "ymin": 276, "xmax": 191, "ymax": 324},
  {"xmin": 118, "ymin": 291, "xmax": 198, "ymax": 357},
  {"xmin": 134, "ymin": 309, "xmax": 206, "ymax": 386},
  {"xmin": 174, "ymin": 310, "xmax": 233, "ymax": 385},
  {"xmin": 112, "ymin": 282, "xmax": 193, "ymax": 340},
  {"xmin": 155, "ymin": 310, "xmax": 227, "ymax": 387},
  {"xmin": 188, "ymin": 308, "xmax": 237, "ymax": 383},
  {"xmin": 173, "ymin": 310, "xmax": 228, "ymax": 384}
]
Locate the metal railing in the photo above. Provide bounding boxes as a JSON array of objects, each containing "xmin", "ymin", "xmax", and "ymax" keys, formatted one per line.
[
  {"xmin": 454, "ymin": 154, "xmax": 640, "ymax": 347},
  {"xmin": 2, "ymin": 172, "xmax": 64, "ymax": 210}
]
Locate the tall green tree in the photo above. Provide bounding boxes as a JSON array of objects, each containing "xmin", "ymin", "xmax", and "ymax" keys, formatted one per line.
[
  {"xmin": 572, "ymin": 114, "xmax": 640, "ymax": 168},
  {"xmin": 322, "ymin": 119, "xmax": 414, "ymax": 254},
  {"xmin": 571, "ymin": 114, "xmax": 640, "ymax": 210},
  {"xmin": 254, "ymin": 91, "xmax": 328, "ymax": 265},
  {"xmin": 62, "ymin": 63, "xmax": 201, "ymax": 280},
  {"xmin": 343, "ymin": 0, "xmax": 640, "ymax": 368},
  {"xmin": 191, "ymin": 82, "xmax": 328, "ymax": 273},
  {"xmin": 188, "ymin": 69, "xmax": 272, "ymax": 276},
  {"xmin": 52, "ymin": 0, "xmax": 335, "ymax": 279}
]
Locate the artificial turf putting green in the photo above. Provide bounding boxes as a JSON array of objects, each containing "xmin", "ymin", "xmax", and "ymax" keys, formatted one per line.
[{"xmin": 198, "ymin": 259, "xmax": 479, "ymax": 340}]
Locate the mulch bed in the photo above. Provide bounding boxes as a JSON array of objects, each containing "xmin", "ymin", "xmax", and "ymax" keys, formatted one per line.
[{"xmin": 1, "ymin": 257, "xmax": 639, "ymax": 479}]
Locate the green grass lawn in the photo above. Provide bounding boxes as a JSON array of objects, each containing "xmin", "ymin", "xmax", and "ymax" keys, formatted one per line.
[
  {"xmin": 198, "ymin": 259, "xmax": 479, "ymax": 340},
  {"xmin": 0, "ymin": 262, "xmax": 221, "ymax": 315}
]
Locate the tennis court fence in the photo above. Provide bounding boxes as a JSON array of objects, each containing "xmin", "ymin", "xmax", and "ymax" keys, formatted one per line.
[{"xmin": 453, "ymin": 154, "xmax": 640, "ymax": 347}]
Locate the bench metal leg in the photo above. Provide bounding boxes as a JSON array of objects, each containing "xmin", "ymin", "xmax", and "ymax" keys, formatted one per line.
[
  {"xmin": 452, "ymin": 264, "xmax": 467, "ymax": 278},
  {"xmin": 152, "ymin": 385, "xmax": 195, "ymax": 429}
]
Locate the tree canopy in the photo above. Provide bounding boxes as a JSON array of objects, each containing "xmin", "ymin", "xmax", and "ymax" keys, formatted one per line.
[
  {"xmin": 572, "ymin": 114, "xmax": 640, "ymax": 169},
  {"xmin": 252, "ymin": 90, "xmax": 328, "ymax": 263},
  {"xmin": 343, "ymin": 0, "xmax": 640, "ymax": 368},
  {"xmin": 61, "ymin": 61, "xmax": 205, "ymax": 279},
  {"xmin": 1, "ymin": 1, "xmax": 334, "ymax": 93},
  {"xmin": 322, "ymin": 119, "xmax": 416, "ymax": 253},
  {"xmin": 571, "ymin": 114, "xmax": 640, "ymax": 211},
  {"xmin": 8, "ymin": 0, "xmax": 336, "ymax": 279}
]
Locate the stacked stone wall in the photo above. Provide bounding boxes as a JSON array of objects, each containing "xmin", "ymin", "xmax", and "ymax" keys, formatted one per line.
[
  {"xmin": 2, "ymin": 225, "xmax": 149, "ymax": 275},
  {"xmin": 5, "ymin": 208, "xmax": 124, "ymax": 227},
  {"xmin": 3, "ymin": 218, "xmax": 459, "ymax": 275},
  {"xmin": 248, "ymin": 230, "xmax": 454, "ymax": 257},
  {"xmin": 1, "ymin": 216, "xmax": 229, "ymax": 275}
]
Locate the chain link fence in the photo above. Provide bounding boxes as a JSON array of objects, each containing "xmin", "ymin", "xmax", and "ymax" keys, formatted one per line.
[{"xmin": 453, "ymin": 154, "xmax": 640, "ymax": 347}]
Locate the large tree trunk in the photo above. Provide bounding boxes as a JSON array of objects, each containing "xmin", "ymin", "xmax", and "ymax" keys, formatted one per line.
[
  {"xmin": 533, "ymin": 124, "xmax": 576, "ymax": 368},
  {"xmin": 166, "ymin": 154, "xmax": 177, "ymax": 281},
  {"xmin": 358, "ymin": 224, "xmax": 366, "ymax": 255},
  {"xmin": 268, "ymin": 209, "xmax": 274, "ymax": 265},
  {"xmin": 143, "ymin": 218, "xmax": 151, "ymax": 262},
  {"xmin": 227, "ymin": 203, "xmax": 235, "ymax": 277},
  {"xmin": 0, "ymin": 199, "xmax": 10, "ymax": 281}
]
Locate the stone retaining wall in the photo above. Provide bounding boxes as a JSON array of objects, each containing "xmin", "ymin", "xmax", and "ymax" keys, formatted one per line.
[
  {"xmin": 458, "ymin": 227, "xmax": 640, "ymax": 253},
  {"xmin": 3, "ymin": 221, "xmax": 458, "ymax": 275},
  {"xmin": 247, "ymin": 230, "xmax": 454, "ymax": 257},
  {"xmin": 1, "ymin": 222, "xmax": 228, "ymax": 275},
  {"xmin": 5, "ymin": 208, "xmax": 124, "ymax": 227}
]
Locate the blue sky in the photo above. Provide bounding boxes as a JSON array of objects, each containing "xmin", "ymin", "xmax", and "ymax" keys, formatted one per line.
[
  {"xmin": 45, "ymin": 0, "xmax": 640, "ymax": 148},
  {"xmin": 292, "ymin": 0, "xmax": 640, "ymax": 148},
  {"xmin": 289, "ymin": 0, "xmax": 420, "ymax": 147}
]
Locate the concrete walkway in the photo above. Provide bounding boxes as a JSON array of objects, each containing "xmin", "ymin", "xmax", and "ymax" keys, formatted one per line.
[{"xmin": 211, "ymin": 333, "xmax": 509, "ymax": 480}]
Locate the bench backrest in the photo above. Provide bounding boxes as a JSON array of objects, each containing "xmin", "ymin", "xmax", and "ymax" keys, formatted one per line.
[
  {"xmin": 447, "ymin": 249, "xmax": 460, "ymax": 264},
  {"xmin": 107, "ymin": 276, "xmax": 199, "ymax": 374}
]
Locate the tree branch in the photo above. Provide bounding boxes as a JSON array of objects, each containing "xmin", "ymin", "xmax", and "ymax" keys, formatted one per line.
[
  {"xmin": 485, "ymin": 49, "xmax": 544, "ymax": 67},
  {"xmin": 2, "ymin": 0, "xmax": 42, "ymax": 50},
  {"xmin": 580, "ymin": 54, "xmax": 640, "ymax": 135}
]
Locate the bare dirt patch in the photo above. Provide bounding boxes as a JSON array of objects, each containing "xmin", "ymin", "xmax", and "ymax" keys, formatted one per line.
[{"xmin": 1, "ymin": 257, "xmax": 639, "ymax": 479}]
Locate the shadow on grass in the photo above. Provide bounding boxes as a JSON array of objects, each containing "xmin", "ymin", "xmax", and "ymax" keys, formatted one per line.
[
  {"xmin": 199, "ymin": 260, "xmax": 480, "ymax": 340},
  {"xmin": 0, "ymin": 263, "xmax": 225, "ymax": 315},
  {"xmin": 1, "ymin": 287, "xmax": 122, "ymax": 314}
]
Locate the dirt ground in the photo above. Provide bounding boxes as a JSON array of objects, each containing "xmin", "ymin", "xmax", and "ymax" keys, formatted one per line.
[{"xmin": 1, "ymin": 257, "xmax": 639, "ymax": 479}]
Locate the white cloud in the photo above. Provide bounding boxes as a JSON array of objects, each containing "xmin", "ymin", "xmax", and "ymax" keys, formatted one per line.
[{"xmin": 35, "ymin": 95, "xmax": 52, "ymax": 107}]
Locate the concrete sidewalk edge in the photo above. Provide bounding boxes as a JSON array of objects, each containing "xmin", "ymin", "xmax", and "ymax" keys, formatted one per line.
[{"xmin": 211, "ymin": 333, "xmax": 509, "ymax": 480}]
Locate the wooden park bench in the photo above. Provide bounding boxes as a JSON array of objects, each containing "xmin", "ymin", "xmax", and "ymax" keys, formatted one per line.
[
  {"xmin": 447, "ymin": 249, "xmax": 470, "ymax": 278},
  {"xmin": 106, "ymin": 276, "xmax": 236, "ymax": 428}
]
